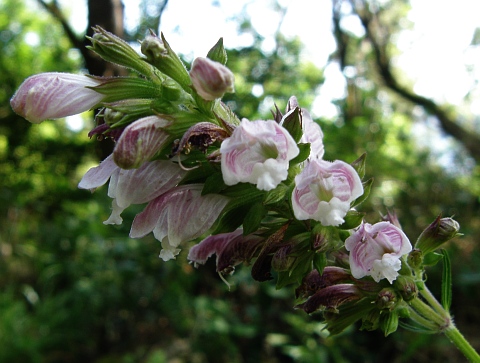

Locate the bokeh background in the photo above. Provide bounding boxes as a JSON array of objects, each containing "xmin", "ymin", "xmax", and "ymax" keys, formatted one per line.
[{"xmin": 1, "ymin": 0, "xmax": 479, "ymax": 362}]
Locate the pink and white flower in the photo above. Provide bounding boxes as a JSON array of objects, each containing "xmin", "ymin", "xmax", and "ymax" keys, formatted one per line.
[
  {"xmin": 10, "ymin": 72, "xmax": 103, "ymax": 123},
  {"xmin": 130, "ymin": 185, "xmax": 229, "ymax": 261},
  {"xmin": 292, "ymin": 159, "xmax": 363, "ymax": 226},
  {"xmin": 113, "ymin": 116, "xmax": 171, "ymax": 169},
  {"xmin": 220, "ymin": 119, "xmax": 299, "ymax": 191},
  {"xmin": 78, "ymin": 155, "xmax": 186, "ymax": 224},
  {"xmin": 345, "ymin": 222, "xmax": 412, "ymax": 283}
]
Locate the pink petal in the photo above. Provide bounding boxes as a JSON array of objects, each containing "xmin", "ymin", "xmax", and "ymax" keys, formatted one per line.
[{"xmin": 78, "ymin": 154, "xmax": 118, "ymax": 192}]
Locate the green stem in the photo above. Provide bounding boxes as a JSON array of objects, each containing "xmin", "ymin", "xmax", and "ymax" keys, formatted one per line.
[
  {"xmin": 409, "ymin": 298, "xmax": 447, "ymax": 328},
  {"xmin": 444, "ymin": 324, "xmax": 480, "ymax": 363}
]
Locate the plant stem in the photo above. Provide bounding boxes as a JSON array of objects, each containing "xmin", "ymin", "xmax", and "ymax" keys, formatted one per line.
[{"xmin": 444, "ymin": 324, "xmax": 480, "ymax": 363}]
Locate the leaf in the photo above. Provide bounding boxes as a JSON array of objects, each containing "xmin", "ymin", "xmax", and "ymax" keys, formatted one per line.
[
  {"xmin": 423, "ymin": 251, "xmax": 443, "ymax": 266},
  {"xmin": 350, "ymin": 153, "xmax": 367, "ymax": 179},
  {"xmin": 339, "ymin": 210, "xmax": 365, "ymax": 230},
  {"xmin": 243, "ymin": 203, "xmax": 267, "ymax": 235},
  {"xmin": 313, "ymin": 252, "xmax": 327, "ymax": 275},
  {"xmin": 264, "ymin": 182, "xmax": 289, "ymax": 205},
  {"xmin": 351, "ymin": 178, "xmax": 373, "ymax": 207},
  {"xmin": 440, "ymin": 249, "xmax": 452, "ymax": 311},
  {"xmin": 289, "ymin": 143, "xmax": 310, "ymax": 165}
]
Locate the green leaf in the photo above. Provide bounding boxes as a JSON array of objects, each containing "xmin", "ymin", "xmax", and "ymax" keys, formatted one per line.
[
  {"xmin": 350, "ymin": 153, "xmax": 367, "ymax": 179},
  {"xmin": 289, "ymin": 143, "xmax": 310, "ymax": 165},
  {"xmin": 352, "ymin": 178, "xmax": 373, "ymax": 207},
  {"xmin": 339, "ymin": 210, "xmax": 365, "ymax": 230},
  {"xmin": 202, "ymin": 172, "xmax": 226, "ymax": 195},
  {"xmin": 440, "ymin": 249, "xmax": 452, "ymax": 311},
  {"xmin": 243, "ymin": 202, "xmax": 267, "ymax": 235},
  {"xmin": 264, "ymin": 183, "xmax": 289, "ymax": 205},
  {"xmin": 423, "ymin": 251, "xmax": 443, "ymax": 266},
  {"xmin": 313, "ymin": 252, "xmax": 327, "ymax": 275}
]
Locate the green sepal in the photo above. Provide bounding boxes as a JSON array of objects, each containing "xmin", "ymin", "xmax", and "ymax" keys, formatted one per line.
[
  {"xmin": 440, "ymin": 249, "xmax": 452, "ymax": 311},
  {"xmin": 207, "ymin": 37, "xmax": 227, "ymax": 65},
  {"xmin": 289, "ymin": 143, "xmax": 310, "ymax": 166},
  {"xmin": 350, "ymin": 153, "xmax": 367, "ymax": 179},
  {"xmin": 325, "ymin": 298, "xmax": 376, "ymax": 336},
  {"xmin": 352, "ymin": 178, "xmax": 373, "ymax": 208},
  {"xmin": 243, "ymin": 202, "xmax": 267, "ymax": 235},
  {"xmin": 422, "ymin": 251, "xmax": 443, "ymax": 266},
  {"xmin": 339, "ymin": 210, "xmax": 365, "ymax": 230},
  {"xmin": 264, "ymin": 183, "xmax": 289, "ymax": 205},
  {"xmin": 380, "ymin": 310, "xmax": 399, "ymax": 337},
  {"xmin": 92, "ymin": 77, "xmax": 161, "ymax": 103}
]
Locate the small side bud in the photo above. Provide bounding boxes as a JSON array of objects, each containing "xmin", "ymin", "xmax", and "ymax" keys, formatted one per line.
[
  {"xmin": 394, "ymin": 275, "xmax": 418, "ymax": 301},
  {"xmin": 376, "ymin": 288, "xmax": 398, "ymax": 311},
  {"xmin": 190, "ymin": 57, "xmax": 235, "ymax": 101},
  {"xmin": 415, "ymin": 216, "xmax": 461, "ymax": 254}
]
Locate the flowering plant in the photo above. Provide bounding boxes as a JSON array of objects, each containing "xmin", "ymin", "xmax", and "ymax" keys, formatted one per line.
[{"xmin": 11, "ymin": 27, "xmax": 479, "ymax": 362}]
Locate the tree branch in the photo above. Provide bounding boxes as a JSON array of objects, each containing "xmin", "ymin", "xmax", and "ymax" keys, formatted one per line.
[{"xmin": 347, "ymin": 0, "xmax": 480, "ymax": 163}]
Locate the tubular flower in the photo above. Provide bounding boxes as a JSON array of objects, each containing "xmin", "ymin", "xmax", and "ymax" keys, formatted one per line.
[
  {"xmin": 10, "ymin": 72, "xmax": 103, "ymax": 123},
  {"xmin": 190, "ymin": 56, "xmax": 235, "ymax": 100},
  {"xmin": 292, "ymin": 159, "xmax": 363, "ymax": 226},
  {"xmin": 113, "ymin": 116, "xmax": 172, "ymax": 169},
  {"xmin": 78, "ymin": 155, "xmax": 186, "ymax": 225},
  {"xmin": 187, "ymin": 229, "xmax": 264, "ymax": 273},
  {"xmin": 220, "ymin": 119, "xmax": 299, "ymax": 191},
  {"xmin": 130, "ymin": 185, "xmax": 229, "ymax": 261},
  {"xmin": 345, "ymin": 222, "xmax": 412, "ymax": 283}
]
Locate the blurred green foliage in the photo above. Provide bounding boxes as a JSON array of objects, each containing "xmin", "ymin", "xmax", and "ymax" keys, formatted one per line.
[{"xmin": 1, "ymin": 0, "xmax": 479, "ymax": 362}]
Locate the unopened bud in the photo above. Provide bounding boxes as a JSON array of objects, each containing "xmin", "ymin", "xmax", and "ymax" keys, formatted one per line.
[
  {"xmin": 88, "ymin": 26, "xmax": 155, "ymax": 77},
  {"xmin": 376, "ymin": 288, "xmax": 398, "ymax": 311},
  {"xmin": 394, "ymin": 275, "xmax": 418, "ymax": 301},
  {"xmin": 113, "ymin": 116, "xmax": 171, "ymax": 169},
  {"xmin": 271, "ymin": 244, "xmax": 295, "ymax": 272},
  {"xmin": 415, "ymin": 216, "xmax": 461, "ymax": 254},
  {"xmin": 190, "ymin": 57, "xmax": 235, "ymax": 101},
  {"xmin": 140, "ymin": 33, "xmax": 191, "ymax": 92}
]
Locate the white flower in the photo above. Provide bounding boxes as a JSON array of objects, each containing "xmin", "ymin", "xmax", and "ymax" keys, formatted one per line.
[
  {"xmin": 10, "ymin": 72, "xmax": 103, "ymax": 123},
  {"xmin": 345, "ymin": 222, "xmax": 412, "ymax": 283},
  {"xmin": 220, "ymin": 119, "xmax": 299, "ymax": 191},
  {"xmin": 292, "ymin": 159, "xmax": 363, "ymax": 226}
]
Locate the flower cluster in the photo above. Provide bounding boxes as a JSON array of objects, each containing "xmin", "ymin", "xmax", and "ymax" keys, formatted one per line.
[{"xmin": 11, "ymin": 27, "xmax": 463, "ymax": 339}]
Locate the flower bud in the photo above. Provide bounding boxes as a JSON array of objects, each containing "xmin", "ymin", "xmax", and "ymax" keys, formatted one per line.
[
  {"xmin": 113, "ymin": 116, "xmax": 171, "ymax": 169},
  {"xmin": 376, "ymin": 288, "xmax": 398, "ymax": 311},
  {"xmin": 394, "ymin": 275, "xmax": 418, "ymax": 301},
  {"xmin": 407, "ymin": 248, "xmax": 423, "ymax": 270},
  {"xmin": 140, "ymin": 33, "xmax": 191, "ymax": 91},
  {"xmin": 271, "ymin": 244, "xmax": 295, "ymax": 272},
  {"xmin": 415, "ymin": 216, "xmax": 461, "ymax": 254},
  {"xmin": 190, "ymin": 57, "xmax": 235, "ymax": 101},
  {"xmin": 10, "ymin": 73, "xmax": 103, "ymax": 124},
  {"xmin": 88, "ymin": 26, "xmax": 155, "ymax": 78}
]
